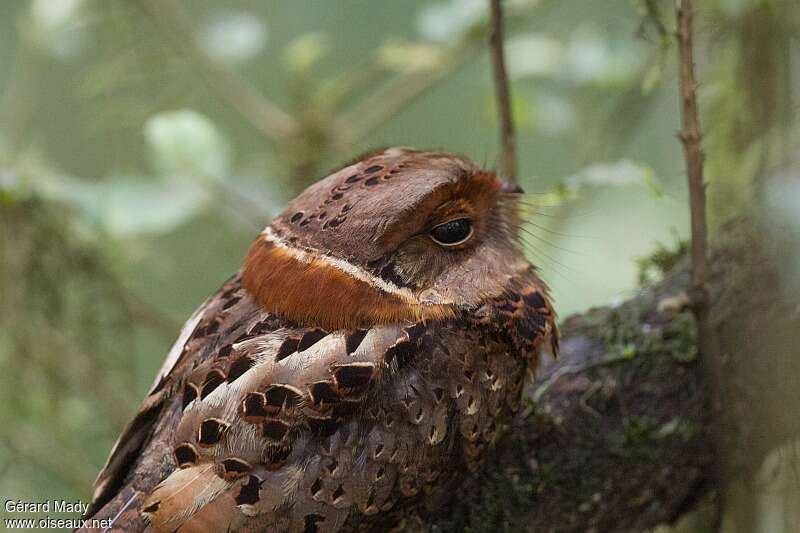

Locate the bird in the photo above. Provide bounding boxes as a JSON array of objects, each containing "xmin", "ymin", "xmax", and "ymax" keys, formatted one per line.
[{"xmin": 81, "ymin": 147, "xmax": 558, "ymax": 532}]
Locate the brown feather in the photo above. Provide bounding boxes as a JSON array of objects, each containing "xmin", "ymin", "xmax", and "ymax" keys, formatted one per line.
[
  {"xmin": 82, "ymin": 148, "xmax": 558, "ymax": 533},
  {"xmin": 142, "ymin": 464, "xmax": 228, "ymax": 532},
  {"xmin": 242, "ymin": 238, "xmax": 455, "ymax": 331}
]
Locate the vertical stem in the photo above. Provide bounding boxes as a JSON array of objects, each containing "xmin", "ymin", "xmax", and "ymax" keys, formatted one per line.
[
  {"xmin": 674, "ymin": 2, "xmax": 722, "ymax": 528},
  {"xmin": 488, "ymin": 0, "xmax": 518, "ymax": 183},
  {"xmin": 675, "ymin": 0, "xmax": 707, "ymax": 307}
]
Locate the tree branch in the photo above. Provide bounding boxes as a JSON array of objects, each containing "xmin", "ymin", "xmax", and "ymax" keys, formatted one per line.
[
  {"xmin": 488, "ymin": 0, "xmax": 518, "ymax": 182},
  {"xmin": 335, "ymin": 41, "xmax": 480, "ymax": 146},
  {"xmin": 639, "ymin": 0, "xmax": 670, "ymax": 42},
  {"xmin": 674, "ymin": 0, "xmax": 709, "ymax": 341},
  {"xmin": 673, "ymin": 3, "xmax": 724, "ymax": 527}
]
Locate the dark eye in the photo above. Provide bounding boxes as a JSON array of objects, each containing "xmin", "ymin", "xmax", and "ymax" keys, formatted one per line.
[{"xmin": 430, "ymin": 218, "xmax": 473, "ymax": 246}]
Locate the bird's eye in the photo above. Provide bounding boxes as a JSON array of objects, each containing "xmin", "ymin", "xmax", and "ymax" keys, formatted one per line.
[{"xmin": 430, "ymin": 218, "xmax": 473, "ymax": 246}]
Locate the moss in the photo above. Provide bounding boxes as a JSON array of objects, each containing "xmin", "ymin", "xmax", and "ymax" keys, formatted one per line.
[
  {"xmin": 636, "ymin": 238, "xmax": 690, "ymax": 286},
  {"xmin": 664, "ymin": 314, "xmax": 698, "ymax": 362},
  {"xmin": 614, "ymin": 416, "xmax": 662, "ymax": 460},
  {"xmin": 597, "ymin": 297, "xmax": 698, "ymax": 365},
  {"xmin": 602, "ymin": 308, "xmax": 643, "ymax": 354},
  {"xmin": 601, "ymin": 307, "xmax": 650, "ymax": 361}
]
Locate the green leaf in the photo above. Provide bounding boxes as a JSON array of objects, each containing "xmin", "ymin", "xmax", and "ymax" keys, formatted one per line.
[
  {"xmin": 200, "ymin": 11, "xmax": 268, "ymax": 65},
  {"xmin": 31, "ymin": 172, "xmax": 208, "ymax": 237},
  {"xmin": 26, "ymin": 0, "xmax": 89, "ymax": 59},
  {"xmin": 144, "ymin": 110, "xmax": 231, "ymax": 180},
  {"xmin": 101, "ymin": 178, "xmax": 208, "ymax": 237}
]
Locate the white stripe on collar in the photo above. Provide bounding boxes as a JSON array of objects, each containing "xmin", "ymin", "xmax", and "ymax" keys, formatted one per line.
[{"xmin": 261, "ymin": 227, "xmax": 418, "ymax": 303}]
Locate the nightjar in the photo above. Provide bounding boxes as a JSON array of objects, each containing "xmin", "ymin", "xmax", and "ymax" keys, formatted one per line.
[{"xmin": 81, "ymin": 148, "xmax": 557, "ymax": 532}]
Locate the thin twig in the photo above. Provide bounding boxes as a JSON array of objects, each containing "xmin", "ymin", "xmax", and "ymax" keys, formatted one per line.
[
  {"xmin": 337, "ymin": 0, "xmax": 544, "ymax": 149},
  {"xmin": 640, "ymin": 0, "xmax": 670, "ymax": 42},
  {"xmin": 674, "ymin": 1, "xmax": 722, "ymax": 528},
  {"xmin": 674, "ymin": 0, "xmax": 709, "ymax": 338},
  {"xmin": 135, "ymin": 0, "xmax": 299, "ymax": 144},
  {"xmin": 335, "ymin": 45, "xmax": 479, "ymax": 146},
  {"xmin": 488, "ymin": 0, "xmax": 518, "ymax": 183}
]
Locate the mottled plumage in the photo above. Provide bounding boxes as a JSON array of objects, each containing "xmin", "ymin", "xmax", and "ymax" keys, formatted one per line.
[{"xmin": 81, "ymin": 148, "xmax": 557, "ymax": 532}]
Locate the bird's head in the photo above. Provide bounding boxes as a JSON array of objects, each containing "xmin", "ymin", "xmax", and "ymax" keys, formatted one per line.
[{"xmin": 243, "ymin": 147, "xmax": 530, "ymax": 330}]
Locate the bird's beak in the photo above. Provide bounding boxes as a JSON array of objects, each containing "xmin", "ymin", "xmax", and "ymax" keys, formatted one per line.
[{"xmin": 498, "ymin": 178, "xmax": 523, "ymax": 194}]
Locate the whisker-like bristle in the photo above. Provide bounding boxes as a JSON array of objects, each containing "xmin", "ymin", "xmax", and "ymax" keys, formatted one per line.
[{"xmin": 517, "ymin": 226, "xmax": 584, "ymax": 257}]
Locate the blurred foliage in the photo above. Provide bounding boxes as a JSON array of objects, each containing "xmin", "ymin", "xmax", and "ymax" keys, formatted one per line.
[
  {"xmin": 636, "ymin": 232, "xmax": 689, "ymax": 287},
  {"xmin": 0, "ymin": 0, "xmax": 798, "ymax": 531}
]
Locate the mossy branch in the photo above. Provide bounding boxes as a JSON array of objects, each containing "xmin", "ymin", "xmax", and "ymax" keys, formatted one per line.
[{"xmin": 400, "ymin": 217, "xmax": 799, "ymax": 532}]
